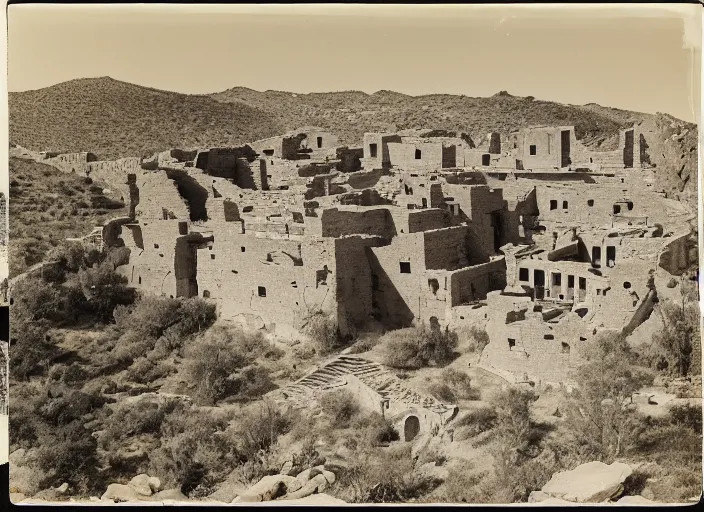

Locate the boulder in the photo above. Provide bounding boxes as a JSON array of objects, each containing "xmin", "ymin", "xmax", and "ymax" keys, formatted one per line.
[
  {"xmin": 312, "ymin": 465, "xmax": 336, "ymax": 485},
  {"xmin": 615, "ymin": 495, "xmax": 657, "ymax": 505},
  {"xmin": 528, "ymin": 490, "xmax": 551, "ymax": 503},
  {"xmin": 540, "ymin": 461, "xmax": 633, "ymax": 503},
  {"xmin": 207, "ymin": 475, "xmax": 248, "ymax": 503},
  {"xmin": 128, "ymin": 474, "xmax": 158, "ymax": 496},
  {"xmin": 279, "ymin": 474, "xmax": 329, "ymax": 500},
  {"xmin": 101, "ymin": 483, "xmax": 146, "ymax": 502},
  {"xmin": 152, "ymin": 488, "xmax": 188, "ymax": 501},
  {"xmin": 237, "ymin": 474, "xmax": 302, "ymax": 503},
  {"xmin": 282, "ymin": 493, "xmax": 346, "ymax": 505}
]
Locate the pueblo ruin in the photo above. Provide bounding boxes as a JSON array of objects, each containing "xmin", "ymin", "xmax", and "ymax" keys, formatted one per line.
[{"xmin": 24, "ymin": 124, "xmax": 696, "ymax": 422}]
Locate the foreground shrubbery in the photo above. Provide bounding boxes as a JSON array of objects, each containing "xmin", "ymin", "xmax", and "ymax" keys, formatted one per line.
[{"xmin": 382, "ymin": 325, "xmax": 459, "ymax": 369}]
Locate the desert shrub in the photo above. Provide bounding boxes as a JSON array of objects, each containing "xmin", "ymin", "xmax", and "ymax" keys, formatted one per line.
[
  {"xmin": 466, "ymin": 326, "xmax": 490, "ymax": 353},
  {"xmin": 226, "ymin": 400, "xmax": 296, "ymax": 463},
  {"xmin": 101, "ymin": 399, "xmax": 179, "ymax": 451},
  {"xmin": 563, "ymin": 333, "xmax": 655, "ymax": 462},
  {"xmin": 352, "ymin": 413, "xmax": 400, "ymax": 446},
  {"xmin": 10, "ymin": 319, "xmax": 59, "ymax": 380},
  {"xmin": 490, "ymin": 387, "xmax": 538, "ymax": 451},
  {"xmin": 668, "ymin": 402, "xmax": 702, "ymax": 433},
  {"xmin": 60, "ymin": 362, "xmax": 90, "ymax": 387},
  {"xmin": 382, "ymin": 325, "xmax": 459, "ymax": 369},
  {"xmin": 36, "ymin": 421, "xmax": 104, "ymax": 495},
  {"xmin": 77, "ymin": 261, "xmax": 136, "ymax": 322},
  {"xmin": 320, "ymin": 389, "xmax": 361, "ymax": 429},
  {"xmin": 37, "ymin": 389, "xmax": 109, "ymax": 427},
  {"xmin": 333, "ymin": 445, "xmax": 439, "ymax": 503},
  {"xmin": 148, "ymin": 402, "xmax": 237, "ymax": 496},
  {"xmin": 437, "ymin": 462, "xmax": 493, "ymax": 503},
  {"xmin": 454, "ymin": 406, "xmax": 498, "ymax": 436},
  {"xmin": 126, "ymin": 357, "xmax": 174, "ymax": 384},
  {"xmin": 430, "ymin": 368, "xmax": 479, "ymax": 402},
  {"xmin": 304, "ymin": 310, "xmax": 342, "ymax": 355},
  {"xmin": 347, "ymin": 335, "xmax": 379, "ymax": 354},
  {"xmin": 183, "ymin": 326, "xmax": 275, "ymax": 405}
]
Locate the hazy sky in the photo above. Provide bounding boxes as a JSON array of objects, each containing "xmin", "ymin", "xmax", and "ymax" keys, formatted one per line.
[{"xmin": 5, "ymin": 3, "xmax": 702, "ymax": 123}]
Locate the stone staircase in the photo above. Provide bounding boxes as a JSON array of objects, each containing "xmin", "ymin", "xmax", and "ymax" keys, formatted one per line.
[{"xmin": 271, "ymin": 355, "xmax": 455, "ymax": 416}]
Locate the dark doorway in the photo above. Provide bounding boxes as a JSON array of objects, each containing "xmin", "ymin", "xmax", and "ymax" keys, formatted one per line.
[
  {"xmin": 369, "ymin": 143, "xmax": 378, "ymax": 158},
  {"xmin": 404, "ymin": 415, "xmax": 421, "ymax": 441},
  {"xmin": 415, "ymin": 149, "xmax": 422, "ymax": 160},
  {"xmin": 623, "ymin": 130, "xmax": 634, "ymax": 168},
  {"xmin": 482, "ymin": 154, "xmax": 491, "ymax": 166},
  {"xmin": 561, "ymin": 130, "xmax": 571, "ymax": 167},
  {"xmin": 606, "ymin": 246, "xmax": 616, "ymax": 267},
  {"xmin": 317, "ymin": 136, "xmax": 323, "ymax": 149},
  {"xmin": 592, "ymin": 246, "xmax": 602, "ymax": 268},
  {"xmin": 491, "ymin": 211, "xmax": 503, "ymax": 252},
  {"xmin": 534, "ymin": 269, "xmax": 545, "ymax": 300}
]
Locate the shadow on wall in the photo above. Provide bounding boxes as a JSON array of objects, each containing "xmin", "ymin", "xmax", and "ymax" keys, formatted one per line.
[
  {"xmin": 164, "ymin": 169, "xmax": 209, "ymax": 222},
  {"xmin": 365, "ymin": 247, "xmax": 415, "ymax": 329}
]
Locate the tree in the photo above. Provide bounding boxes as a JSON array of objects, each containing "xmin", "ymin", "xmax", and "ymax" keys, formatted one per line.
[
  {"xmin": 563, "ymin": 333, "xmax": 654, "ymax": 461},
  {"xmin": 77, "ymin": 261, "xmax": 136, "ymax": 322},
  {"xmin": 652, "ymin": 277, "xmax": 700, "ymax": 377}
]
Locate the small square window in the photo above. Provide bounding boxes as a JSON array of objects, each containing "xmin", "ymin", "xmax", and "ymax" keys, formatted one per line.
[
  {"xmin": 258, "ymin": 286, "xmax": 267, "ymax": 297},
  {"xmin": 211, "ymin": 254, "xmax": 215, "ymax": 260},
  {"xmin": 562, "ymin": 201, "xmax": 568, "ymax": 209},
  {"xmin": 519, "ymin": 268, "xmax": 529, "ymax": 282},
  {"xmin": 415, "ymin": 149, "xmax": 422, "ymax": 159},
  {"xmin": 529, "ymin": 145, "xmax": 537, "ymax": 155},
  {"xmin": 241, "ymin": 247, "xmax": 246, "ymax": 252},
  {"xmin": 550, "ymin": 200, "xmax": 558, "ymax": 210},
  {"xmin": 587, "ymin": 199, "xmax": 594, "ymax": 207},
  {"xmin": 400, "ymin": 261, "xmax": 411, "ymax": 274},
  {"xmin": 154, "ymin": 243, "xmax": 159, "ymax": 249},
  {"xmin": 508, "ymin": 338, "xmax": 516, "ymax": 350}
]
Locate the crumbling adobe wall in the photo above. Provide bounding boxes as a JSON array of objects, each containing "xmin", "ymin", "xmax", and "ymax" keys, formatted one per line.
[
  {"xmin": 481, "ymin": 304, "xmax": 589, "ymax": 385},
  {"xmin": 514, "ymin": 127, "xmax": 567, "ymax": 170},
  {"xmin": 407, "ymin": 209, "xmax": 448, "ymax": 233},
  {"xmin": 85, "ymin": 158, "xmax": 142, "ymax": 200},
  {"xmin": 320, "ymin": 208, "xmax": 397, "ymax": 239},
  {"xmin": 387, "ymin": 142, "xmax": 445, "ymax": 171},
  {"xmin": 658, "ymin": 232, "xmax": 692, "ymax": 275},
  {"xmin": 367, "ymin": 232, "xmax": 426, "ymax": 328},
  {"xmin": 134, "ymin": 172, "xmax": 190, "ymax": 222},
  {"xmin": 449, "ymin": 258, "xmax": 507, "ymax": 305},
  {"xmin": 423, "ymin": 226, "xmax": 475, "ymax": 270},
  {"xmin": 446, "ymin": 185, "xmax": 506, "ymax": 256},
  {"xmin": 334, "ymin": 236, "xmax": 388, "ymax": 333},
  {"xmin": 162, "ymin": 169, "xmax": 209, "ymax": 222},
  {"xmin": 336, "ymin": 147, "xmax": 364, "ymax": 173},
  {"xmin": 118, "ymin": 221, "xmax": 186, "ymax": 298},
  {"xmin": 362, "ymin": 133, "xmax": 402, "ymax": 170}
]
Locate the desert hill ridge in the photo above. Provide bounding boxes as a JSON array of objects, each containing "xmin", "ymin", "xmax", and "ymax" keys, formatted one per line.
[{"xmin": 8, "ymin": 76, "xmax": 698, "ymax": 204}]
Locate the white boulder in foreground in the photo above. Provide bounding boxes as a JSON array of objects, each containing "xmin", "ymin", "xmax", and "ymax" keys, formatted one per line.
[{"xmin": 539, "ymin": 461, "xmax": 633, "ymax": 503}]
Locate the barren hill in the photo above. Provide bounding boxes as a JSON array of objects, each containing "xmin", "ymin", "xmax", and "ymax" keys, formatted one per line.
[
  {"xmin": 8, "ymin": 77, "xmax": 284, "ymax": 160},
  {"xmin": 8, "ymin": 78, "xmax": 698, "ymax": 203}
]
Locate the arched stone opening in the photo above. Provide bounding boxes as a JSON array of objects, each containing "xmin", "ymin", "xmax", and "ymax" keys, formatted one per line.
[{"xmin": 404, "ymin": 415, "xmax": 421, "ymax": 442}]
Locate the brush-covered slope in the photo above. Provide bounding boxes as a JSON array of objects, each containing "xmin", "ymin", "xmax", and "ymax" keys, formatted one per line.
[
  {"xmin": 212, "ymin": 88, "xmax": 698, "ymax": 204},
  {"xmin": 8, "ymin": 157, "xmax": 130, "ymax": 277},
  {"xmin": 8, "ymin": 77, "xmax": 283, "ymax": 160}
]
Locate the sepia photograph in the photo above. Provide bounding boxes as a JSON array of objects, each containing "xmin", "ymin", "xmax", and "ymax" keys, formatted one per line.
[{"xmin": 3, "ymin": 2, "xmax": 703, "ymax": 506}]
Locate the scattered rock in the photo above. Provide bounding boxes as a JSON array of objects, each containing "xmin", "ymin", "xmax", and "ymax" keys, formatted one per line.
[
  {"xmin": 540, "ymin": 461, "xmax": 632, "ymax": 503},
  {"xmin": 280, "ymin": 460, "xmax": 293, "ymax": 475},
  {"xmin": 279, "ymin": 473, "xmax": 329, "ymax": 500},
  {"xmin": 56, "ymin": 483, "xmax": 69, "ymax": 494}
]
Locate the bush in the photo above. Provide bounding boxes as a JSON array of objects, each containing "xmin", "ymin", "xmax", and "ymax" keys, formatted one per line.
[
  {"xmin": 454, "ymin": 406, "xmax": 498, "ymax": 437},
  {"xmin": 305, "ymin": 310, "xmax": 342, "ymax": 355},
  {"xmin": 77, "ymin": 261, "xmax": 136, "ymax": 322},
  {"xmin": 101, "ymin": 399, "xmax": 179, "ymax": 451},
  {"xmin": 320, "ymin": 390, "xmax": 361, "ymax": 429},
  {"xmin": 466, "ymin": 326, "xmax": 490, "ymax": 353},
  {"xmin": 183, "ymin": 326, "xmax": 274, "ymax": 405},
  {"xmin": 382, "ymin": 325, "xmax": 459, "ymax": 369}
]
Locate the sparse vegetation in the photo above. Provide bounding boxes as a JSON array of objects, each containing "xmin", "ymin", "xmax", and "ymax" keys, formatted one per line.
[{"xmin": 381, "ymin": 325, "xmax": 459, "ymax": 369}]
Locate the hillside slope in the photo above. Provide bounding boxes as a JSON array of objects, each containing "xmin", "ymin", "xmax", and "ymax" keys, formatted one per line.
[
  {"xmin": 8, "ymin": 157, "xmax": 130, "ymax": 277},
  {"xmin": 8, "ymin": 78, "xmax": 698, "ymax": 203},
  {"xmin": 8, "ymin": 77, "xmax": 283, "ymax": 160}
]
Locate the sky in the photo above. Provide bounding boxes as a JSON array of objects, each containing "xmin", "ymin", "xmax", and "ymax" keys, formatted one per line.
[{"xmin": 4, "ymin": 3, "xmax": 703, "ymax": 124}]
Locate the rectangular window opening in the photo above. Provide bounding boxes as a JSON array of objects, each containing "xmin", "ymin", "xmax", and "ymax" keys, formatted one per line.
[
  {"xmin": 316, "ymin": 136, "xmax": 323, "ymax": 148},
  {"xmin": 529, "ymin": 145, "xmax": 537, "ymax": 156},
  {"xmin": 258, "ymin": 286, "xmax": 267, "ymax": 297},
  {"xmin": 519, "ymin": 268, "xmax": 529, "ymax": 282},
  {"xmin": 415, "ymin": 149, "xmax": 422, "ymax": 159},
  {"xmin": 369, "ymin": 143, "xmax": 378, "ymax": 158},
  {"xmin": 550, "ymin": 200, "xmax": 558, "ymax": 210},
  {"xmin": 400, "ymin": 261, "xmax": 412, "ymax": 274}
]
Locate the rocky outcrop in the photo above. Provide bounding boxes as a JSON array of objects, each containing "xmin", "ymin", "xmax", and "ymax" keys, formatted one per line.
[
  {"xmin": 530, "ymin": 461, "xmax": 632, "ymax": 503},
  {"xmin": 100, "ymin": 474, "xmax": 164, "ymax": 503}
]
